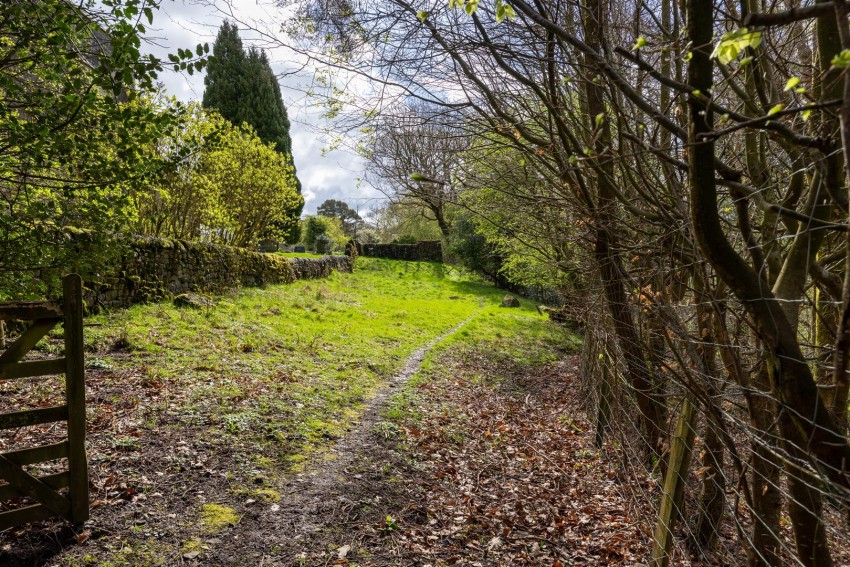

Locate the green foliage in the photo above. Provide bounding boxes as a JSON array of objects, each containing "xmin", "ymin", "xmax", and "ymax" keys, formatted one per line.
[
  {"xmin": 317, "ymin": 199, "xmax": 361, "ymax": 236},
  {"xmin": 302, "ymin": 215, "xmax": 347, "ymax": 250},
  {"xmin": 450, "ymin": 142, "xmax": 580, "ymax": 292},
  {"xmin": 832, "ymin": 49, "xmax": 850, "ymax": 69},
  {"xmin": 136, "ymin": 106, "xmax": 302, "ymax": 248},
  {"xmin": 0, "ymin": 0, "xmax": 204, "ymax": 298},
  {"xmin": 203, "ymin": 21, "xmax": 302, "ymax": 200},
  {"xmin": 344, "ymin": 239, "xmax": 359, "ymax": 265},
  {"xmin": 367, "ymin": 202, "xmax": 445, "ymax": 243},
  {"xmin": 393, "ymin": 235, "xmax": 418, "ymax": 244},
  {"xmin": 711, "ymin": 28, "xmax": 762, "ymax": 65},
  {"xmin": 202, "ymin": 22, "xmax": 245, "ymax": 129},
  {"xmin": 446, "ymin": 214, "xmax": 503, "ymax": 282}
]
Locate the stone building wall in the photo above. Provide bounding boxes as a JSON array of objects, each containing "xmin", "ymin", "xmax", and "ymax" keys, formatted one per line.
[
  {"xmin": 89, "ymin": 237, "xmax": 352, "ymax": 309},
  {"xmin": 361, "ymin": 241, "xmax": 442, "ymax": 262}
]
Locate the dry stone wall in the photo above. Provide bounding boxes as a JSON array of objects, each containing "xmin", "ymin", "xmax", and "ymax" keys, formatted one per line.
[
  {"xmin": 89, "ymin": 237, "xmax": 352, "ymax": 309},
  {"xmin": 361, "ymin": 241, "xmax": 442, "ymax": 262}
]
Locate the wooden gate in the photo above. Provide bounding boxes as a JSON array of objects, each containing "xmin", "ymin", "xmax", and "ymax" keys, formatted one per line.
[{"xmin": 0, "ymin": 274, "xmax": 88, "ymax": 529}]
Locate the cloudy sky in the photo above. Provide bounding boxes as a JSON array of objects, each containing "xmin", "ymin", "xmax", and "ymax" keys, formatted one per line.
[{"xmin": 143, "ymin": 0, "xmax": 387, "ymax": 215}]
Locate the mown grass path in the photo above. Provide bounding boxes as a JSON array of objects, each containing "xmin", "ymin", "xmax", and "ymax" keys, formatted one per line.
[{"xmin": 0, "ymin": 259, "xmax": 570, "ymax": 566}]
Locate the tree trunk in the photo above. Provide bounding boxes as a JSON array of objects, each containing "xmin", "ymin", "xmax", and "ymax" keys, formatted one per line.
[
  {"xmin": 692, "ymin": 292, "xmax": 725, "ymax": 551},
  {"xmin": 748, "ymin": 366, "xmax": 782, "ymax": 567},
  {"xmin": 583, "ymin": 0, "xmax": 666, "ymax": 465}
]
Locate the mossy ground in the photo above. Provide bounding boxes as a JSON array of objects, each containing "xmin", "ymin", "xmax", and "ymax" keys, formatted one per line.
[{"xmin": 0, "ymin": 258, "xmax": 573, "ymax": 566}]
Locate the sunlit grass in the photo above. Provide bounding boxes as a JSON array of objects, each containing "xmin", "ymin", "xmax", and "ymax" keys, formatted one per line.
[{"xmin": 84, "ymin": 258, "xmax": 548, "ymax": 469}]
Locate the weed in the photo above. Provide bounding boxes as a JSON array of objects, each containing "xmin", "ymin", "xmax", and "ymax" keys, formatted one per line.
[
  {"xmin": 381, "ymin": 514, "xmax": 400, "ymax": 534},
  {"xmin": 374, "ymin": 420, "xmax": 402, "ymax": 439}
]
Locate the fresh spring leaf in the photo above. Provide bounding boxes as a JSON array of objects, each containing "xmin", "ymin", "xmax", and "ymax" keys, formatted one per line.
[
  {"xmin": 784, "ymin": 77, "xmax": 800, "ymax": 91},
  {"xmin": 710, "ymin": 28, "xmax": 762, "ymax": 65},
  {"xmin": 832, "ymin": 49, "xmax": 850, "ymax": 68},
  {"xmin": 632, "ymin": 36, "xmax": 647, "ymax": 51},
  {"xmin": 767, "ymin": 104, "xmax": 784, "ymax": 116},
  {"xmin": 802, "ymin": 109, "xmax": 813, "ymax": 121},
  {"xmin": 417, "ymin": 10, "xmax": 429, "ymax": 21},
  {"xmin": 494, "ymin": 0, "xmax": 516, "ymax": 22},
  {"xmin": 594, "ymin": 113, "xmax": 605, "ymax": 127}
]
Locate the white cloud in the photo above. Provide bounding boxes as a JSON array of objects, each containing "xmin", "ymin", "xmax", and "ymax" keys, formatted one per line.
[{"xmin": 142, "ymin": 0, "xmax": 384, "ymax": 214}]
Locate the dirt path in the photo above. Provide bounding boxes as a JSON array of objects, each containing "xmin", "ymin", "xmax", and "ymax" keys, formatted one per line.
[
  {"xmin": 2, "ymin": 310, "xmax": 646, "ymax": 567},
  {"xmin": 221, "ymin": 317, "xmax": 478, "ymax": 566}
]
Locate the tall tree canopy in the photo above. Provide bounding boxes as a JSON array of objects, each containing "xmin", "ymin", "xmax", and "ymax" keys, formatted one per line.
[
  {"xmin": 201, "ymin": 21, "xmax": 245, "ymax": 124},
  {"xmin": 202, "ymin": 22, "xmax": 300, "ymax": 184},
  {"xmin": 316, "ymin": 199, "xmax": 361, "ymax": 236},
  {"xmin": 203, "ymin": 21, "xmax": 302, "ymax": 242}
]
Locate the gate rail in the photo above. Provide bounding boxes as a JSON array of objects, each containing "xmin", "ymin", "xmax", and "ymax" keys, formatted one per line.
[{"xmin": 0, "ymin": 274, "xmax": 88, "ymax": 529}]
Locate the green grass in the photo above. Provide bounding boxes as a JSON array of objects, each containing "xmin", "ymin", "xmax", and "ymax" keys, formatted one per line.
[
  {"xmin": 385, "ymin": 286, "xmax": 579, "ymax": 424},
  {"xmin": 32, "ymin": 257, "xmax": 577, "ymax": 567},
  {"xmin": 85, "ymin": 258, "xmax": 552, "ymax": 470}
]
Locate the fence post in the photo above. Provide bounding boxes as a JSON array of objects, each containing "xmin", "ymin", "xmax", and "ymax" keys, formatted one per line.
[
  {"xmin": 63, "ymin": 274, "xmax": 88, "ymax": 525},
  {"xmin": 595, "ymin": 347, "xmax": 613, "ymax": 449},
  {"xmin": 650, "ymin": 398, "xmax": 696, "ymax": 567}
]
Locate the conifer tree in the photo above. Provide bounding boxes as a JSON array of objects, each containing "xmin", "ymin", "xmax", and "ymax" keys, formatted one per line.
[
  {"xmin": 203, "ymin": 21, "xmax": 303, "ymax": 240},
  {"xmin": 202, "ymin": 21, "xmax": 246, "ymax": 123},
  {"xmin": 244, "ymin": 48, "xmax": 294, "ymax": 157}
]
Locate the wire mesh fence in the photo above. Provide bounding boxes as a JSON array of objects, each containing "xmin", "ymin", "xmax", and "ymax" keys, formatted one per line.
[{"xmin": 576, "ymin": 278, "xmax": 850, "ymax": 566}]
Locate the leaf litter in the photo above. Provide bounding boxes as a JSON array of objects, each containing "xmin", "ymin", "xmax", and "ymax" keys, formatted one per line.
[{"xmin": 0, "ymin": 316, "xmax": 650, "ymax": 566}]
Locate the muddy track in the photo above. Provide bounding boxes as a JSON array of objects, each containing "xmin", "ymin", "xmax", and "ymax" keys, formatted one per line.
[{"xmin": 228, "ymin": 315, "xmax": 478, "ymax": 566}]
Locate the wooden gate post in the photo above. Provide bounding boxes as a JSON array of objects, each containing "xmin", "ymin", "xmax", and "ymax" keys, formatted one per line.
[
  {"xmin": 63, "ymin": 274, "xmax": 88, "ymax": 525},
  {"xmin": 0, "ymin": 275, "xmax": 89, "ymax": 529}
]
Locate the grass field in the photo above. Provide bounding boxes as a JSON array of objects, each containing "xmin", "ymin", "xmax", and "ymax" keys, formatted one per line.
[
  {"xmin": 276, "ymin": 251, "xmax": 325, "ymax": 258},
  {"xmin": 1, "ymin": 257, "xmax": 574, "ymax": 565},
  {"xmin": 81, "ymin": 258, "xmax": 567, "ymax": 470}
]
